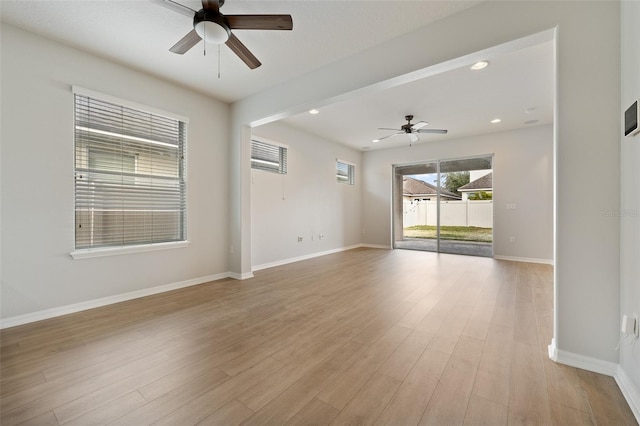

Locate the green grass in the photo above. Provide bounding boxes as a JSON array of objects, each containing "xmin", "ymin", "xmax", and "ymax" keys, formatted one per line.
[{"xmin": 403, "ymin": 225, "xmax": 493, "ymax": 243}]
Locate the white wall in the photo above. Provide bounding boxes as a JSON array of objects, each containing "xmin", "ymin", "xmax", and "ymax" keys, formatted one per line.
[
  {"xmin": 0, "ymin": 24, "xmax": 230, "ymax": 320},
  {"xmin": 231, "ymin": 1, "xmax": 621, "ymax": 365},
  {"xmin": 363, "ymin": 125, "xmax": 553, "ymax": 262},
  {"xmin": 619, "ymin": 0, "xmax": 640, "ymax": 409},
  {"xmin": 251, "ymin": 122, "xmax": 361, "ymax": 268}
]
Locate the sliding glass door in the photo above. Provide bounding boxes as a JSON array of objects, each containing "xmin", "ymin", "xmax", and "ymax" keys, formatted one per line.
[{"xmin": 393, "ymin": 155, "xmax": 493, "ymax": 257}]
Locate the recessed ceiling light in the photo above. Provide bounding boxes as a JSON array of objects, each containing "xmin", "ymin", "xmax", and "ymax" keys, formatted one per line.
[
  {"xmin": 470, "ymin": 61, "xmax": 489, "ymax": 70},
  {"xmin": 309, "ymin": 109, "xmax": 319, "ymax": 115},
  {"xmin": 372, "ymin": 139, "xmax": 380, "ymax": 143},
  {"xmin": 490, "ymin": 118, "xmax": 501, "ymax": 124}
]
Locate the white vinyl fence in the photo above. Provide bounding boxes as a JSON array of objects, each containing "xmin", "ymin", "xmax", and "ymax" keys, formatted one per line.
[{"xmin": 404, "ymin": 200, "xmax": 493, "ymax": 228}]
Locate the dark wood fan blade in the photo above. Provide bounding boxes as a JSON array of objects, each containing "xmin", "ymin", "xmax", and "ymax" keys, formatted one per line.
[
  {"xmin": 148, "ymin": 0, "xmax": 195, "ymax": 18},
  {"xmin": 226, "ymin": 15, "xmax": 293, "ymax": 30},
  {"xmin": 202, "ymin": 0, "xmax": 219, "ymax": 12},
  {"xmin": 226, "ymin": 33, "xmax": 261, "ymax": 69},
  {"xmin": 170, "ymin": 29, "xmax": 202, "ymax": 54},
  {"xmin": 415, "ymin": 129, "xmax": 448, "ymax": 134}
]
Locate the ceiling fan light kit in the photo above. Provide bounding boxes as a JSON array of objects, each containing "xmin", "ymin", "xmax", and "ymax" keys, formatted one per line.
[
  {"xmin": 151, "ymin": 0, "xmax": 293, "ymax": 69},
  {"xmin": 194, "ymin": 11, "xmax": 231, "ymax": 44}
]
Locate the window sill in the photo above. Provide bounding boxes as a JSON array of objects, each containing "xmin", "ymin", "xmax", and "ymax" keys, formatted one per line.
[{"xmin": 70, "ymin": 241, "xmax": 190, "ymax": 260}]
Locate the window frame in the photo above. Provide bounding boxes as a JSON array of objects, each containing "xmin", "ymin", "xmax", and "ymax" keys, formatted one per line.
[
  {"xmin": 250, "ymin": 137, "xmax": 288, "ymax": 175},
  {"xmin": 70, "ymin": 86, "xmax": 190, "ymax": 259},
  {"xmin": 336, "ymin": 159, "xmax": 355, "ymax": 185}
]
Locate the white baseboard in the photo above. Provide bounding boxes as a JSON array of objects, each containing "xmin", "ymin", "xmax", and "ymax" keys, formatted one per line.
[
  {"xmin": 615, "ymin": 365, "xmax": 640, "ymax": 423},
  {"xmin": 0, "ymin": 272, "xmax": 230, "ymax": 329},
  {"xmin": 252, "ymin": 244, "xmax": 363, "ymax": 272},
  {"xmin": 548, "ymin": 338, "xmax": 558, "ymax": 361},
  {"xmin": 550, "ymin": 342, "xmax": 639, "ymax": 423},
  {"xmin": 360, "ymin": 244, "xmax": 392, "ymax": 249},
  {"xmin": 553, "ymin": 348, "xmax": 618, "ymax": 376},
  {"xmin": 227, "ymin": 271, "xmax": 254, "ymax": 280},
  {"xmin": 493, "ymin": 255, "xmax": 554, "ymax": 265}
]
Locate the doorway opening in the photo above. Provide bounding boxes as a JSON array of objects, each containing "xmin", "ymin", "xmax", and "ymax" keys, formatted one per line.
[{"xmin": 393, "ymin": 155, "xmax": 493, "ymax": 257}]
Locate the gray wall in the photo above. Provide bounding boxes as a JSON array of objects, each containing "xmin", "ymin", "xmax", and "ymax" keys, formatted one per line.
[
  {"xmin": 362, "ymin": 125, "xmax": 553, "ymax": 262},
  {"xmin": 619, "ymin": 0, "xmax": 640, "ymax": 408},
  {"xmin": 251, "ymin": 122, "xmax": 362, "ymax": 268},
  {"xmin": 1, "ymin": 24, "xmax": 230, "ymax": 319},
  {"xmin": 230, "ymin": 1, "xmax": 621, "ymax": 366}
]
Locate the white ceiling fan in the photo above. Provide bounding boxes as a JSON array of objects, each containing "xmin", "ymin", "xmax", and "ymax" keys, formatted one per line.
[{"xmin": 377, "ymin": 115, "xmax": 448, "ymax": 144}]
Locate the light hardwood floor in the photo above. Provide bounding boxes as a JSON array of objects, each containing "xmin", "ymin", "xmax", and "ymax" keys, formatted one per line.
[{"xmin": 1, "ymin": 248, "xmax": 637, "ymax": 425}]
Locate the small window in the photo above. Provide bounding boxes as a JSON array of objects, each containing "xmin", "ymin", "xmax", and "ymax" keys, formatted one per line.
[
  {"xmin": 251, "ymin": 139, "xmax": 287, "ymax": 174},
  {"xmin": 74, "ymin": 89, "xmax": 187, "ymax": 250},
  {"xmin": 337, "ymin": 160, "xmax": 355, "ymax": 185}
]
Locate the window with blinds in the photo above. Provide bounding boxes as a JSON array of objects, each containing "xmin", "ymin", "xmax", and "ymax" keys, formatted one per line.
[
  {"xmin": 74, "ymin": 92, "xmax": 187, "ymax": 250},
  {"xmin": 251, "ymin": 139, "xmax": 287, "ymax": 174},
  {"xmin": 336, "ymin": 160, "xmax": 355, "ymax": 185}
]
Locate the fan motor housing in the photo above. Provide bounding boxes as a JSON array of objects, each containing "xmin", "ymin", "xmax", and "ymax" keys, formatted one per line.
[{"xmin": 193, "ymin": 9, "xmax": 231, "ymax": 41}]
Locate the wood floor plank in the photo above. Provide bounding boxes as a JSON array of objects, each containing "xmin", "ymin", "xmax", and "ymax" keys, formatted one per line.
[
  {"xmin": 237, "ymin": 334, "xmax": 351, "ymax": 411},
  {"xmin": 197, "ymin": 399, "xmax": 254, "ymax": 426},
  {"xmin": 508, "ymin": 341, "xmax": 552, "ymax": 425},
  {"xmin": 548, "ymin": 401, "xmax": 595, "ymax": 426},
  {"xmin": 241, "ymin": 341, "xmax": 367, "ymax": 425},
  {"xmin": 329, "ymin": 372, "xmax": 401, "ymax": 425},
  {"xmin": 151, "ymin": 357, "xmax": 284, "ymax": 425},
  {"xmin": 0, "ymin": 250, "xmax": 635, "ymax": 426},
  {"xmin": 375, "ymin": 348, "xmax": 450, "ymax": 426},
  {"xmin": 286, "ymin": 398, "xmax": 340, "ymax": 426},
  {"xmin": 379, "ymin": 330, "xmax": 434, "ymax": 381},
  {"xmin": 316, "ymin": 325, "xmax": 410, "ymax": 410},
  {"xmin": 418, "ymin": 356, "xmax": 477, "ymax": 426},
  {"xmin": 64, "ymin": 391, "xmax": 147, "ymax": 426},
  {"xmin": 542, "ymin": 356, "xmax": 592, "ymax": 414},
  {"xmin": 463, "ymin": 394, "xmax": 508, "ymax": 426},
  {"xmin": 107, "ymin": 365, "xmax": 236, "ymax": 426},
  {"xmin": 576, "ymin": 369, "xmax": 638, "ymax": 426},
  {"xmin": 472, "ymin": 369, "xmax": 509, "ymax": 407}
]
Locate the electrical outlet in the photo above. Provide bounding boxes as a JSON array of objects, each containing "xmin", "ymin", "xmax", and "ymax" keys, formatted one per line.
[
  {"xmin": 621, "ymin": 314, "xmax": 638, "ymax": 336},
  {"xmin": 297, "ymin": 236, "xmax": 303, "ymax": 243},
  {"xmin": 509, "ymin": 236, "xmax": 516, "ymax": 243},
  {"xmin": 319, "ymin": 234, "xmax": 324, "ymax": 240}
]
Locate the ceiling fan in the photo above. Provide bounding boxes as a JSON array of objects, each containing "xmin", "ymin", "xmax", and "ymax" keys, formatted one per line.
[
  {"xmin": 150, "ymin": 0, "xmax": 293, "ymax": 69},
  {"xmin": 376, "ymin": 115, "xmax": 448, "ymax": 144}
]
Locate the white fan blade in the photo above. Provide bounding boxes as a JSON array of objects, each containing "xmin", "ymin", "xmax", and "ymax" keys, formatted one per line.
[
  {"xmin": 378, "ymin": 132, "xmax": 403, "ymax": 141},
  {"xmin": 411, "ymin": 121, "xmax": 429, "ymax": 130},
  {"xmin": 409, "ymin": 133, "xmax": 419, "ymax": 143},
  {"xmin": 416, "ymin": 129, "xmax": 448, "ymax": 134},
  {"xmin": 149, "ymin": 0, "xmax": 195, "ymax": 18}
]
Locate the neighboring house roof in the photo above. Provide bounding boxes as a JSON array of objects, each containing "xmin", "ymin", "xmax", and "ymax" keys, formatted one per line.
[
  {"xmin": 403, "ymin": 177, "xmax": 461, "ymax": 200},
  {"xmin": 458, "ymin": 172, "xmax": 493, "ymax": 192}
]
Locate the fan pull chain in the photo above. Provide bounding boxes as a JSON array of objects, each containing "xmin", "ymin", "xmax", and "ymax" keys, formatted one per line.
[{"xmin": 218, "ymin": 44, "xmax": 221, "ymax": 79}]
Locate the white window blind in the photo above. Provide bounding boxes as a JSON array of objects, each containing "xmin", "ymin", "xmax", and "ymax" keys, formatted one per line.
[
  {"xmin": 251, "ymin": 139, "xmax": 287, "ymax": 174},
  {"xmin": 74, "ymin": 93, "xmax": 187, "ymax": 250},
  {"xmin": 337, "ymin": 160, "xmax": 355, "ymax": 185}
]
